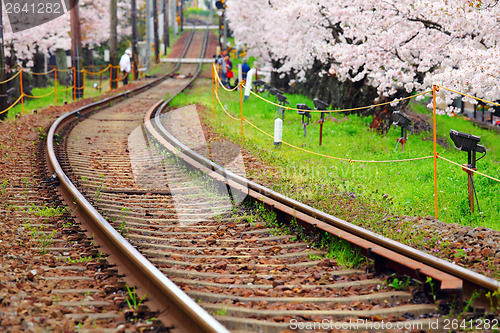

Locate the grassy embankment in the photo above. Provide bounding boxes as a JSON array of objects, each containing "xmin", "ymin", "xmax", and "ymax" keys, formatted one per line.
[{"xmin": 170, "ymin": 74, "xmax": 500, "ymax": 244}]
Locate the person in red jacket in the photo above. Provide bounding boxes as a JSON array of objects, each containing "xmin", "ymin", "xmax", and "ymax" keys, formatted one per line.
[{"xmin": 225, "ymin": 55, "xmax": 233, "ymax": 88}]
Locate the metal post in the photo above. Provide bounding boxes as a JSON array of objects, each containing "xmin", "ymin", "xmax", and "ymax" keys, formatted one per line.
[
  {"xmin": 319, "ymin": 113, "xmax": 325, "ymax": 146},
  {"xmin": 468, "ymin": 171, "xmax": 474, "ymax": 213},
  {"xmin": 146, "ymin": 0, "xmax": 152, "ymax": 71},
  {"xmin": 180, "ymin": 0, "xmax": 184, "ymax": 32},
  {"xmin": 153, "ymin": 0, "xmax": 160, "ymax": 63},
  {"xmin": 70, "ymin": 0, "xmax": 83, "ymax": 98},
  {"xmin": 432, "ymin": 85, "xmax": 439, "ymax": 219},
  {"xmin": 172, "ymin": 0, "xmax": 178, "ymax": 36},
  {"xmin": 163, "ymin": 0, "xmax": 169, "ymax": 55},
  {"xmin": 223, "ymin": 13, "xmax": 228, "ymax": 50},
  {"xmin": 132, "ymin": 0, "xmax": 138, "ymax": 80}
]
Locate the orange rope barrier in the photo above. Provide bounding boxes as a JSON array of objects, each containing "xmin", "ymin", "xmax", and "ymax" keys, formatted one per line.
[
  {"xmin": 23, "ymin": 89, "xmax": 55, "ymax": 99},
  {"xmin": 439, "ymin": 156, "xmax": 500, "ymax": 184},
  {"xmin": 83, "ymin": 65, "xmax": 111, "ymax": 75},
  {"xmin": 0, "ymin": 71, "xmax": 21, "ymax": 84},
  {"xmin": 23, "ymin": 68, "xmax": 55, "ymax": 75},
  {"xmin": 0, "ymin": 95, "xmax": 23, "ymax": 115},
  {"xmin": 214, "ymin": 88, "xmax": 434, "ymax": 164}
]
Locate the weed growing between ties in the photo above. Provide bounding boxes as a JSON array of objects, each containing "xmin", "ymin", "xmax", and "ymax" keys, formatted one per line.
[
  {"xmin": 125, "ymin": 285, "xmax": 147, "ymax": 310},
  {"xmin": 246, "ymin": 200, "xmax": 366, "ymax": 269},
  {"xmin": 24, "ymin": 220, "xmax": 57, "ymax": 255},
  {"xmin": 118, "ymin": 207, "xmax": 131, "ymax": 237}
]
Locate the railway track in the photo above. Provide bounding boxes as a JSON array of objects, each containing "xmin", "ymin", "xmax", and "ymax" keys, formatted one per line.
[{"xmin": 43, "ymin": 22, "xmax": 500, "ymax": 333}]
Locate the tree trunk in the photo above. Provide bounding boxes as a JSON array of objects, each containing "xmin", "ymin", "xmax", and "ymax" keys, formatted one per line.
[
  {"xmin": 32, "ymin": 51, "xmax": 48, "ymax": 87},
  {"xmin": 55, "ymin": 49, "xmax": 68, "ymax": 86}
]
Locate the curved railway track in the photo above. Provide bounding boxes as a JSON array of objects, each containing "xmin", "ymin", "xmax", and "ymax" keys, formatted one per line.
[{"xmin": 45, "ymin": 22, "xmax": 499, "ymax": 333}]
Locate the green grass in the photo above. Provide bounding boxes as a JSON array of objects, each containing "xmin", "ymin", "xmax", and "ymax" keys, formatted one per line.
[
  {"xmin": 4, "ymin": 77, "xmax": 122, "ymax": 120},
  {"xmin": 171, "ymin": 79, "xmax": 500, "ymax": 232}
]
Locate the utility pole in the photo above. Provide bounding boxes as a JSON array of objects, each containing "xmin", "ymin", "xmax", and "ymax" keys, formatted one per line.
[
  {"xmin": 0, "ymin": 4, "xmax": 6, "ymax": 119},
  {"xmin": 110, "ymin": 0, "xmax": 118, "ymax": 88},
  {"xmin": 216, "ymin": 1, "xmax": 226, "ymax": 50},
  {"xmin": 163, "ymin": 0, "xmax": 170, "ymax": 55},
  {"xmin": 132, "ymin": 0, "xmax": 138, "ymax": 80},
  {"xmin": 70, "ymin": 0, "xmax": 83, "ymax": 97},
  {"xmin": 153, "ymin": 0, "xmax": 160, "ymax": 63},
  {"xmin": 180, "ymin": 0, "xmax": 184, "ymax": 32},
  {"xmin": 146, "ymin": 0, "xmax": 151, "ymax": 71},
  {"xmin": 172, "ymin": 0, "xmax": 178, "ymax": 36}
]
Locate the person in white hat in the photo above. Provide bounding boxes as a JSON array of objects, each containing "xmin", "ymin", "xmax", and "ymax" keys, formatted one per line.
[{"xmin": 120, "ymin": 49, "xmax": 132, "ymax": 85}]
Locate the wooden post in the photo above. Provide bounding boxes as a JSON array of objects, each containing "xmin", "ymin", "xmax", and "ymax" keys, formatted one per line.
[
  {"xmin": 54, "ymin": 68, "xmax": 58, "ymax": 106},
  {"xmin": 82, "ymin": 69, "xmax": 86, "ymax": 98},
  {"xmin": 73, "ymin": 67, "xmax": 76, "ymax": 100},
  {"xmin": 20, "ymin": 68, "xmax": 24, "ymax": 115},
  {"xmin": 468, "ymin": 171, "xmax": 475, "ymax": 213},
  {"xmin": 432, "ymin": 85, "xmax": 439, "ymax": 219}
]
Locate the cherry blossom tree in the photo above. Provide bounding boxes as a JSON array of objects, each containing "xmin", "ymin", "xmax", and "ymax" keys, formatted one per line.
[
  {"xmin": 227, "ymin": 0, "xmax": 500, "ymax": 108},
  {"xmin": 2, "ymin": 0, "xmax": 133, "ymax": 68}
]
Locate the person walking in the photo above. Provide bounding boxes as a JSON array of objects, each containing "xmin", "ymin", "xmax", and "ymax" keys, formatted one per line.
[
  {"xmin": 120, "ymin": 49, "xmax": 132, "ymax": 85},
  {"xmin": 225, "ymin": 54, "xmax": 233, "ymax": 88},
  {"xmin": 241, "ymin": 59, "xmax": 250, "ymax": 83}
]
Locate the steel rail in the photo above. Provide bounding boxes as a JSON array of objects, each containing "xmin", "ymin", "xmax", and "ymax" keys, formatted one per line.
[
  {"xmin": 47, "ymin": 25, "xmax": 230, "ymax": 333},
  {"xmin": 149, "ymin": 88, "xmax": 500, "ymax": 297}
]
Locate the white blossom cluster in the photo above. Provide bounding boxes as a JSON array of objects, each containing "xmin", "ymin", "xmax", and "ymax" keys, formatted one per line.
[
  {"xmin": 227, "ymin": 0, "xmax": 500, "ymax": 106},
  {"xmin": 2, "ymin": 0, "xmax": 134, "ymax": 67}
]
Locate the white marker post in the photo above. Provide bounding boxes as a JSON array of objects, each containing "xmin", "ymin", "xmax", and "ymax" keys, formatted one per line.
[
  {"xmin": 244, "ymin": 68, "xmax": 256, "ymax": 101},
  {"xmin": 274, "ymin": 118, "xmax": 282, "ymax": 147}
]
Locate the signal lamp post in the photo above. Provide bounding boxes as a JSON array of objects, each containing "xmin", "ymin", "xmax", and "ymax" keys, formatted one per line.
[
  {"xmin": 313, "ymin": 98, "xmax": 329, "ymax": 146},
  {"xmin": 277, "ymin": 93, "xmax": 289, "ymax": 121},
  {"xmin": 297, "ymin": 104, "xmax": 312, "ymax": 138},
  {"xmin": 216, "ymin": 0, "xmax": 226, "ymax": 49},
  {"xmin": 449, "ymin": 129, "xmax": 487, "ymax": 213},
  {"xmin": 392, "ymin": 111, "xmax": 412, "ymax": 151}
]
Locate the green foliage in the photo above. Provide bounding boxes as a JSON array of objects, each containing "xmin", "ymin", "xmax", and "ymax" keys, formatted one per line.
[
  {"xmin": 387, "ymin": 276, "xmax": 411, "ymax": 290},
  {"xmin": 426, "ymin": 276, "xmax": 438, "ymax": 304},
  {"xmin": 125, "ymin": 285, "xmax": 147, "ymax": 310},
  {"xmin": 319, "ymin": 232, "xmax": 366, "ymax": 268},
  {"xmin": 24, "ymin": 222, "xmax": 57, "ymax": 254},
  {"xmin": 171, "ymin": 79, "xmax": 500, "ymax": 231},
  {"xmin": 94, "ymin": 174, "xmax": 106, "ymax": 204},
  {"xmin": 485, "ymin": 289, "xmax": 500, "ymax": 313},
  {"xmin": 27, "ymin": 204, "xmax": 68, "ymax": 217},
  {"xmin": 5, "ymin": 79, "xmax": 110, "ymax": 120},
  {"xmin": 0, "ymin": 179, "xmax": 8, "ymax": 195},
  {"xmin": 118, "ymin": 207, "xmax": 131, "ymax": 237},
  {"xmin": 65, "ymin": 256, "xmax": 93, "ymax": 264},
  {"xmin": 186, "ymin": 7, "xmax": 210, "ymax": 17}
]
